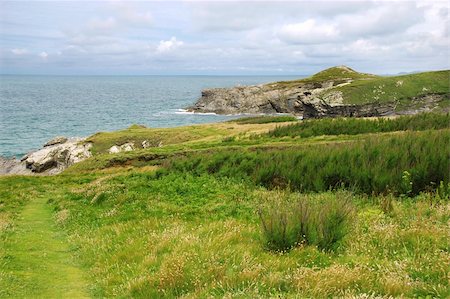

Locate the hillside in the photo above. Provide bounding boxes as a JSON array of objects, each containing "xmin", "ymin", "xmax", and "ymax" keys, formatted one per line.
[
  {"xmin": 187, "ymin": 66, "xmax": 450, "ymax": 118},
  {"xmin": 1, "ymin": 113, "xmax": 449, "ymax": 297}
]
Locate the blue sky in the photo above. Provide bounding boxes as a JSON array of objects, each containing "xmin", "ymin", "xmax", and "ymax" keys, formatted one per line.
[{"xmin": 0, "ymin": 0, "xmax": 449, "ymax": 75}]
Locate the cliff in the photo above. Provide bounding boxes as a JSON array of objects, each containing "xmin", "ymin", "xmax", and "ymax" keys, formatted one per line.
[{"xmin": 187, "ymin": 66, "xmax": 450, "ymax": 118}]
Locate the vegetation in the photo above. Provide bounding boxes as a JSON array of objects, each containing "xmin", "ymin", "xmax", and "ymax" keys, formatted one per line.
[
  {"xmin": 231, "ymin": 115, "xmax": 298, "ymax": 124},
  {"xmin": 335, "ymin": 70, "xmax": 450, "ymax": 105},
  {"xmin": 163, "ymin": 129, "xmax": 449, "ymax": 195},
  {"xmin": 1, "ymin": 112, "xmax": 449, "ymax": 297},
  {"xmin": 269, "ymin": 112, "xmax": 450, "ymax": 138},
  {"xmin": 259, "ymin": 190, "xmax": 354, "ymax": 252},
  {"xmin": 270, "ymin": 66, "xmax": 378, "ymax": 89}
]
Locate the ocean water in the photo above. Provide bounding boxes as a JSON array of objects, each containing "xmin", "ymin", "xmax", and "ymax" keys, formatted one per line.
[{"xmin": 0, "ymin": 75, "xmax": 300, "ymax": 157}]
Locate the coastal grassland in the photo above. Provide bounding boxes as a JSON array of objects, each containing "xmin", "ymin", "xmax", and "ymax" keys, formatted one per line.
[
  {"xmin": 1, "ymin": 171, "xmax": 448, "ymax": 298},
  {"xmin": 1, "ymin": 113, "xmax": 449, "ymax": 297},
  {"xmin": 269, "ymin": 112, "xmax": 450, "ymax": 138},
  {"xmin": 332, "ymin": 70, "xmax": 450, "ymax": 105},
  {"xmin": 86, "ymin": 121, "xmax": 293, "ymax": 155}
]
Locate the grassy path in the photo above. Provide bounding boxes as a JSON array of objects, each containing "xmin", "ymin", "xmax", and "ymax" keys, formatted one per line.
[{"xmin": 0, "ymin": 195, "xmax": 89, "ymax": 298}]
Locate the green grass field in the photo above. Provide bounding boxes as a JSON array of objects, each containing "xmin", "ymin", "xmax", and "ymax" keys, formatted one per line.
[{"xmin": 1, "ymin": 113, "xmax": 449, "ymax": 298}]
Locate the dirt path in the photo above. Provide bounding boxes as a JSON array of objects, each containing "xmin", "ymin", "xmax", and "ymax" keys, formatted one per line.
[{"xmin": 0, "ymin": 195, "xmax": 89, "ymax": 298}]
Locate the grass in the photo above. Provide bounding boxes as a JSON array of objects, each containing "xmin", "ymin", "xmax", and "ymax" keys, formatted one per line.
[
  {"xmin": 230, "ymin": 115, "xmax": 298, "ymax": 124},
  {"xmin": 1, "ymin": 112, "xmax": 449, "ymax": 297},
  {"xmin": 1, "ymin": 172, "xmax": 448, "ymax": 298},
  {"xmin": 0, "ymin": 177, "xmax": 91, "ymax": 298},
  {"xmin": 163, "ymin": 129, "xmax": 450, "ymax": 195},
  {"xmin": 259, "ymin": 190, "xmax": 354, "ymax": 252},
  {"xmin": 333, "ymin": 70, "xmax": 450, "ymax": 105},
  {"xmin": 270, "ymin": 66, "xmax": 378, "ymax": 89},
  {"xmin": 269, "ymin": 112, "xmax": 450, "ymax": 138}
]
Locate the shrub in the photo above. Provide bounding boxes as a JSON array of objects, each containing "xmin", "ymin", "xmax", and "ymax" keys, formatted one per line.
[
  {"xmin": 268, "ymin": 112, "xmax": 450, "ymax": 138},
  {"xmin": 165, "ymin": 130, "xmax": 450, "ymax": 196},
  {"xmin": 258, "ymin": 191, "xmax": 355, "ymax": 252}
]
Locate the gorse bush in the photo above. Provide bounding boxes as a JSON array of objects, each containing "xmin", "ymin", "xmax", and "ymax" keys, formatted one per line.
[
  {"xmin": 268, "ymin": 113, "xmax": 449, "ymax": 138},
  {"xmin": 162, "ymin": 129, "xmax": 450, "ymax": 195},
  {"xmin": 258, "ymin": 191, "xmax": 354, "ymax": 252}
]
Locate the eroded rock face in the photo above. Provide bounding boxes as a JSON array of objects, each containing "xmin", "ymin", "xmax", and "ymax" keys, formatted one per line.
[
  {"xmin": 186, "ymin": 76, "xmax": 449, "ymax": 118},
  {"xmin": 1, "ymin": 137, "xmax": 92, "ymax": 175},
  {"xmin": 186, "ymin": 79, "xmax": 357, "ymax": 117}
]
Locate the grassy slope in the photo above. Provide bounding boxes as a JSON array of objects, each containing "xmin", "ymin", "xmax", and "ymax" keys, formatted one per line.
[
  {"xmin": 334, "ymin": 70, "xmax": 450, "ymax": 105},
  {"xmin": 1, "ymin": 114, "xmax": 449, "ymax": 298}
]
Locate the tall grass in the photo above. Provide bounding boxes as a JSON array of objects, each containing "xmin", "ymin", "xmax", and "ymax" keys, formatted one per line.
[
  {"xmin": 258, "ymin": 191, "xmax": 354, "ymax": 252},
  {"xmin": 269, "ymin": 113, "xmax": 449, "ymax": 138},
  {"xmin": 162, "ymin": 129, "xmax": 450, "ymax": 195}
]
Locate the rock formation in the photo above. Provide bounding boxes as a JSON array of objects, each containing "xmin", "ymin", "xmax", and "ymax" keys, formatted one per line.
[
  {"xmin": 1, "ymin": 137, "xmax": 92, "ymax": 175},
  {"xmin": 187, "ymin": 66, "xmax": 449, "ymax": 118}
]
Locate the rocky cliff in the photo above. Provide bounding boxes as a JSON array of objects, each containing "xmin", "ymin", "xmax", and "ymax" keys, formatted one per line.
[{"xmin": 187, "ymin": 66, "xmax": 450, "ymax": 118}]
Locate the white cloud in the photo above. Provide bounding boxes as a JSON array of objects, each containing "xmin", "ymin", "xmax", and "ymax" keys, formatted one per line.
[
  {"xmin": 1, "ymin": 1, "xmax": 449, "ymax": 75},
  {"xmin": 39, "ymin": 51, "xmax": 48, "ymax": 59},
  {"xmin": 114, "ymin": 4, "xmax": 152, "ymax": 26},
  {"xmin": 11, "ymin": 48, "xmax": 28, "ymax": 55},
  {"xmin": 86, "ymin": 17, "xmax": 117, "ymax": 32},
  {"xmin": 278, "ymin": 20, "xmax": 339, "ymax": 44},
  {"xmin": 156, "ymin": 37, "xmax": 184, "ymax": 53}
]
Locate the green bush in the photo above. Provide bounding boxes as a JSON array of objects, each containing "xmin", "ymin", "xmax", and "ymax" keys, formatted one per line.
[
  {"xmin": 269, "ymin": 113, "xmax": 449, "ymax": 138},
  {"xmin": 258, "ymin": 191, "xmax": 354, "ymax": 252}
]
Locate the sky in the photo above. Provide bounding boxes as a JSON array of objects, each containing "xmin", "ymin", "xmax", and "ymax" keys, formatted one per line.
[{"xmin": 0, "ymin": 0, "xmax": 449, "ymax": 75}]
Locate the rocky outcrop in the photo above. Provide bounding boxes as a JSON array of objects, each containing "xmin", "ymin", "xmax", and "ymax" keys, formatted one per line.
[
  {"xmin": 187, "ymin": 78, "xmax": 385, "ymax": 118},
  {"xmin": 186, "ymin": 66, "xmax": 449, "ymax": 118},
  {"xmin": 108, "ymin": 140, "xmax": 163, "ymax": 154},
  {"xmin": 109, "ymin": 142, "xmax": 135, "ymax": 154},
  {"xmin": 0, "ymin": 157, "xmax": 32, "ymax": 175},
  {"xmin": 1, "ymin": 137, "xmax": 92, "ymax": 175}
]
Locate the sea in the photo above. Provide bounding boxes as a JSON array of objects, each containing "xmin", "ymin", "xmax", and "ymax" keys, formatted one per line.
[{"xmin": 0, "ymin": 75, "xmax": 300, "ymax": 158}]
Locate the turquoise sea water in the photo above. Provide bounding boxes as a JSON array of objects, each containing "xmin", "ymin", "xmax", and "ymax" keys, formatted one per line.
[{"xmin": 0, "ymin": 75, "xmax": 299, "ymax": 157}]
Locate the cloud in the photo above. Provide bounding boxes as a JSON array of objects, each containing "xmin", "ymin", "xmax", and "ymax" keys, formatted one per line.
[
  {"xmin": 1, "ymin": 1, "xmax": 449, "ymax": 75},
  {"xmin": 11, "ymin": 48, "xmax": 28, "ymax": 55},
  {"xmin": 86, "ymin": 17, "xmax": 117, "ymax": 33},
  {"xmin": 156, "ymin": 37, "xmax": 183, "ymax": 53},
  {"xmin": 39, "ymin": 51, "xmax": 48, "ymax": 59},
  {"xmin": 278, "ymin": 19, "xmax": 339, "ymax": 44}
]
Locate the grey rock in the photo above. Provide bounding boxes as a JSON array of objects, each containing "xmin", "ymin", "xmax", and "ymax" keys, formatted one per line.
[
  {"xmin": 43, "ymin": 136, "xmax": 68, "ymax": 147},
  {"xmin": 0, "ymin": 157, "xmax": 32, "ymax": 175},
  {"xmin": 1, "ymin": 137, "xmax": 92, "ymax": 176},
  {"xmin": 186, "ymin": 74, "xmax": 449, "ymax": 118},
  {"xmin": 108, "ymin": 142, "xmax": 135, "ymax": 154}
]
